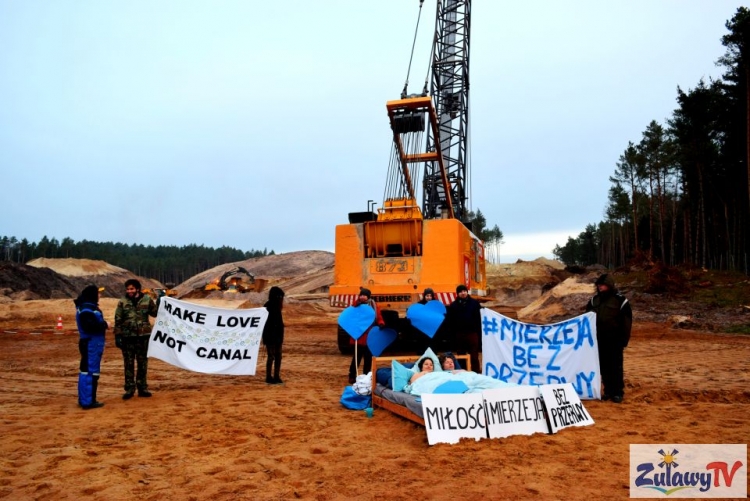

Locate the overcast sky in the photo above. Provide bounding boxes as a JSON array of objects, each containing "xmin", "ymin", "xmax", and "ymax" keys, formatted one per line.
[{"xmin": 0, "ymin": 1, "xmax": 740, "ymax": 262}]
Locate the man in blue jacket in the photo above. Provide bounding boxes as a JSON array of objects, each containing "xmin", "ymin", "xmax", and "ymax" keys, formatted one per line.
[{"xmin": 75, "ymin": 284, "xmax": 109, "ymax": 409}]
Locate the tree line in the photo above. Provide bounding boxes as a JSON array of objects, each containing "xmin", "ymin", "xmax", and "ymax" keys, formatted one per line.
[
  {"xmin": 0, "ymin": 235, "xmax": 273, "ymax": 285},
  {"xmin": 468, "ymin": 209, "xmax": 504, "ymax": 264},
  {"xmin": 554, "ymin": 7, "xmax": 750, "ymax": 273}
]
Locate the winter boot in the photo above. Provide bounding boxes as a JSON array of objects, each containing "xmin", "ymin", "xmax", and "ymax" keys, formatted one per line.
[{"xmin": 91, "ymin": 375, "xmax": 104, "ymax": 406}]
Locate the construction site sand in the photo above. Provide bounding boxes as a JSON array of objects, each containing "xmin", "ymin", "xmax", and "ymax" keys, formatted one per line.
[
  {"xmin": 1, "ymin": 296, "xmax": 749, "ymax": 500},
  {"xmin": 28, "ymin": 257, "xmax": 128, "ymax": 277}
]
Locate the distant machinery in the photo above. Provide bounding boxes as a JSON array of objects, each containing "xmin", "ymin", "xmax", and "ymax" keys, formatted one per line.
[{"xmin": 203, "ymin": 266, "xmax": 267, "ymax": 293}]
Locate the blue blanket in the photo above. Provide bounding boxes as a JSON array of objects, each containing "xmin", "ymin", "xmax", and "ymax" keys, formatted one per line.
[{"xmin": 404, "ymin": 371, "xmax": 516, "ymax": 396}]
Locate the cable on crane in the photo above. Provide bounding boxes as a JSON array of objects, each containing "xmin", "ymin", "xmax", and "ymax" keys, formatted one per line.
[{"xmin": 401, "ymin": 0, "xmax": 425, "ymax": 99}]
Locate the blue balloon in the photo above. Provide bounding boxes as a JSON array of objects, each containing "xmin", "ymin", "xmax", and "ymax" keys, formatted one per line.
[
  {"xmin": 366, "ymin": 326, "xmax": 398, "ymax": 356},
  {"xmin": 337, "ymin": 304, "xmax": 375, "ymax": 340},
  {"xmin": 406, "ymin": 300, "xmax": 447, "ymax": 338}
]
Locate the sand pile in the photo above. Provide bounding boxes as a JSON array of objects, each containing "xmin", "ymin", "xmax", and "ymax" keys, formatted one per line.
[{"xmin": 27, "ymin": 257, "xmax": 128, "ymax": 276}]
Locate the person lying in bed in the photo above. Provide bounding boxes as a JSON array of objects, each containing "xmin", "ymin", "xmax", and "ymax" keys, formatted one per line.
[
  {"xmin": 409, "ymin": 357, "xmax": 435, "ymax": 384},
  {"xmin": 404, "ymin": 360, "xmax": 517, "ymax": 396},
  {"xmin": 439, "ymin": 353, "xmax": 466, "ymax": 373}
]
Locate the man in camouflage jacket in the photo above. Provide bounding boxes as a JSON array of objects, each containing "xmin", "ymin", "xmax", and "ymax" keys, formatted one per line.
[{"xmin": 114, "ymin": 279, "xmax": 158, "ymax": 399}]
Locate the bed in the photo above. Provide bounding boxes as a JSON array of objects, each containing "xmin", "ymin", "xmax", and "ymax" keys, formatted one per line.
[{"xmin": 370, "ymin": 354, "xmax": 471, "ymax": 426}]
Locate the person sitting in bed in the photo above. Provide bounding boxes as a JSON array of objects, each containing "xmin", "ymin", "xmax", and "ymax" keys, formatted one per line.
[
  {"xmin": 439, "ymin": 353, "xmax": 466, "ymax": 373},
  {"xmin": 409, "ymin": 357, "xmax": 435, "ymax": 384}
]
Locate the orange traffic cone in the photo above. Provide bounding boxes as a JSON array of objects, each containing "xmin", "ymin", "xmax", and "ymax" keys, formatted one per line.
[{"xmin": 56, "ymin": 316, "xmax": 63, "ymax": 330}]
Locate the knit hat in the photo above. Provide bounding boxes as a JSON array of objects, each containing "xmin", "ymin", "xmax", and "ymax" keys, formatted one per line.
[
  {"xmin": 268, "ymin": 286, "xmax": 285, "ymax": 301},
  {"xmin": 423, "ymin": 287, "xmax": 435, "ymax": 297},
  {"xmin": 456, "ymin": 284, "xmax": 468, "ymax": 293},
  {"xmin": 359, "ymin": 287, "xmax": 372, "ymax": 299},
  {"xmin": 595, "ymin": 274, "xmax": 615, "ymax": 288},
  {"xmin": 75, "ymin": 284, "xmax": 100, "ymax": 307}
]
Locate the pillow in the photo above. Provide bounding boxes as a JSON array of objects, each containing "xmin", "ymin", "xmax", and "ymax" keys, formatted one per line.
[
  {"xmin": 376, "ymin": 367, "xmax": 392, "ymax": 389},
  {"xmin": 414, "ymin": 347, "xmax": 442, "ymax": 373},
  {"xmin": 391, "ymin": 360, "xmax": 415, "ymax": 392}
]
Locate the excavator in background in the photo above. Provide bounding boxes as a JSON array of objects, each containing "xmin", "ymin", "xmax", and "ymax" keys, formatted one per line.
[
  {"xmin": 330, "ymin": 0, "xmax": 486, "ymax": 353},
  {"xmin": 204, "ymin": 266, "xmax": 267, "ymax": 293},
  {"xmin": 143, "ymin": 285, "xmax": 178, "ymax": 299}
]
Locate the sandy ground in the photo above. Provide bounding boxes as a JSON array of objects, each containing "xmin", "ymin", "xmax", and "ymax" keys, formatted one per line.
[{"xmin": 1, "ymin": 301, "xmax": 749, "ymax": 501}]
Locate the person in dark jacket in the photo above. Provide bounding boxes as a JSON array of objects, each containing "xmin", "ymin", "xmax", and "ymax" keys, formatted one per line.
[
  {"xmin": 114, "ymin": 279, "xmax": 158, "ymax": 399},
  {"xmin": 75, "ymin": 284, "xmax": 108, "ymax": 410},
  {"xmin": 348, "ymin": 287, "xmax": 384, "ymax": 384},
  {"xmin": 262, "ymin": 286, "xmax": 285, "ymax": 385},
  {"xmin": 445, "ymin": 284, "xmax": 483, "ymax": 373},
  {"xmin": 418, "ymin": 287, "xmax": 435, "ymax": 305},
  {"xmin": 411, "ymin": 287, "xmax": 438, "ymax": 353},
  {"xmin": 586, "ymin": 273, "xmax": 633, "ymax": 403}
]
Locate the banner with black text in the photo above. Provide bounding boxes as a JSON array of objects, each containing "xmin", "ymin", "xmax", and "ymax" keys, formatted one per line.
[{"xmin": 147, "ymin": 297, "xmax": 268, "ymax": 375}]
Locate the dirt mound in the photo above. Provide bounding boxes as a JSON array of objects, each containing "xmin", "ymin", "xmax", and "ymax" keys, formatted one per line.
[
  {"xmin": 27, "ymin": 257, "xmax": 128, "ymax": 277},
  {"xmin": 174, "ymin": 251, "xmax": 334, "ymax": 298},
  {"xmin": 485, "ymin": 261, "xmax": 570, "ymax": 307},
  {"xmin": 0, "ymin": 262, "xmax": 79, "ymax": 302},
  {"xmin": 4, "ymin": 259, "xmax": 164, "ymax": 301},
  {"xmin": 528, "ymin": 256, "xmax": 566, "ymax": 269},
  {"xmin": 517, "ymin": 275, "xmax": 596, "ymax": 323}
]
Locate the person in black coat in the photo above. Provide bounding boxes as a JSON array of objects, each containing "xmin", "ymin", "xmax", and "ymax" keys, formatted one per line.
[
  {"xmin": 262, "ymin": 286, "xmax": 285, "ymax": 385},
  {"xmin": 586, "ymin": 273, "xmax": 633, "ymax": 403},
  {"xmin": 445, "ymin": 284, "xmax": 482, "ymax": 373},
  {"xmin": 418, "ymin": 287, "xmax": 435, "ymax": 305}
]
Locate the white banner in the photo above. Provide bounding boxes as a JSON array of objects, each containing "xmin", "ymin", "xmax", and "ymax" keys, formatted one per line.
[
  {"xmin": 538, "ymin": 383, "xmax": 594, "ymax": 433},
  {"xmin": 422, "ymin": 384, "xmax": 594, "ymax": 445},
  {"xmin": 481, "ymin": 310, "xmax": 602, "ymax": 399},
  {"xmin": 147, "ymin": 297, "xmax": 268, "ymax": 375},
  {"xmin": 421, "ymin": 392, "xmax": 487, "ymax": 446},
  {"xmin": 483, "ymin": 385, "xmax": 550, "ymax": 439}
]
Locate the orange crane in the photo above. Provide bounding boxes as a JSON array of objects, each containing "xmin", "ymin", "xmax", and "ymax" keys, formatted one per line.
[{"xmin": 330, "ymin": 0, "xmax": 486, "ymax": 353}]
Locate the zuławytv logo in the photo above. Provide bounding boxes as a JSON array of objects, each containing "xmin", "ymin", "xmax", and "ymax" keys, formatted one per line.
[{"xmin": 630, "ymin": 444, "xmax": 746, "ymax": 498}]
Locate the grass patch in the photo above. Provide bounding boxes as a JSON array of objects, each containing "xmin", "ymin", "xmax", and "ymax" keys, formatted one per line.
[{"xmin": 722, "ymin": 324, "xmax": 750, "ymax": 335}]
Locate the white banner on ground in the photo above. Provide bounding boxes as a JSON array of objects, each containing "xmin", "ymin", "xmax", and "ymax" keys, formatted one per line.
[
  {"xmin": 422, "ymin": 384, "xmax": 594, "ymax": 444},
  {"xmin": 147, "ymin": 297, "xmax": 268, "ymax": 375},
  {"xmin": 421, "ymin": 392, "xmax": 487, "ymax": 446},
  {"xmin": 538, "ymin": 383, "xmax": 594, "ymax": 433},
  {"xmin": 483, "ymin": 385, "xmax": 550, "ymax": 438},
  {"xmin": 481, "ymin": 310, "xmax": 602, "ymax": 399}
]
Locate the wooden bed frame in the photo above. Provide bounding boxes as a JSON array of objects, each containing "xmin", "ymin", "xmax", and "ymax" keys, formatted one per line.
[{"xmin": 370, "ymin": 354, "xmax": 471, "ymax": 426}]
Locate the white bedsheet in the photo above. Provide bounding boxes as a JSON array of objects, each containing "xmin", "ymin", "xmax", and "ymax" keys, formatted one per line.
[{"xmin": 404, "ymin": 371, "xmax": 517, "ymax": 396}]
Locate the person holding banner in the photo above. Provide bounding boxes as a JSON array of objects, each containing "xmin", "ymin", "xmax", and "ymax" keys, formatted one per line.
[
  {"xmin": 262, "ymin": 286, "xmax": 285, "ymax": 385},
  {"xmin": 114, "ymin": 279, "xmax": 158, "ymax": 400},
  {"xmin": 75, "ymin": 284, "xmax": 108, "ymax": 410},
  {"xmin": 586, "ymin": 273, "xmax": 632, "ymax": 403},
  {"xmin": 446, "ymin": 284, "xmax": 482, "ymax": 375},
  {"xmin": 348, "ymin": 287, "xmax": 384, "ymax": 384}
]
